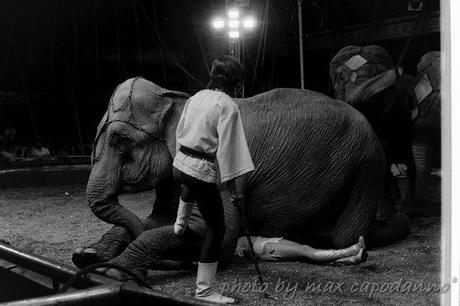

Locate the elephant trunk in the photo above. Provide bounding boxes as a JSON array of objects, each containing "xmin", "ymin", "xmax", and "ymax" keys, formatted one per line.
[{"xmin": 87, "ymin": 148, "xmax": 144, "ymax": 239}]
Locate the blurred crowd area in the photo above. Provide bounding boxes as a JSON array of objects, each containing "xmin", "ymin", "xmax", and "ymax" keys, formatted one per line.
[{"xmin": 0, "ymin": 123, "xmax": 92, "ymax": 159}]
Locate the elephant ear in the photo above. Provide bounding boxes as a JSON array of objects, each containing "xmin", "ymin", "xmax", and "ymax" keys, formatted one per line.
[
  {"xmin": 128, "ymin": 80, "xmax": 190, "ymax": 138},
  {"xmin": 152, "ymin": 88, "xmax": 190, "ymax": 129},
  {"xmin": 91, "ymin": 111, "xmax": 109, "ymax": 164}
]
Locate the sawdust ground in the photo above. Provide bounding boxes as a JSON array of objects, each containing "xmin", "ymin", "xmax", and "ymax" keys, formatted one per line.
[{"xmin": 0, "ymin": 176, "xmax": 443, "ymax": 305}]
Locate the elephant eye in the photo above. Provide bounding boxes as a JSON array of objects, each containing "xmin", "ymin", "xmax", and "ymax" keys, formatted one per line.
[{"xmin": 110, "ymin": 135, "xmax": 135, "ymax": 153}]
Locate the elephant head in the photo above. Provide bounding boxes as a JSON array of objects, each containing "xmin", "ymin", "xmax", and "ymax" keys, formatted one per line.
[
  {"xmin": 329, "ymin": 45, "xmax": 407, "ymax": 146},
  {"xmin": 330, "ymin": 45, "xmax": 415, "ymax": 204},
  {"xmin": 87, "ymin": 77, "xmax": 190, "ymax": 238},
  {"xmin": 329, "ymin": 45, "xmax": 396, "ymax": 105}
]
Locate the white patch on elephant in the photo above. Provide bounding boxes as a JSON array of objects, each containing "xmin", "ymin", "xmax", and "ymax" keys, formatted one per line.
[
  {"xmin": 391, "ymin": 164, "xmax": 408, "ymax": 178},
  {"xmin": 350, "ymin": 72, "xmax": 358, "ymax": 83},
  {"xmin": 414, "ymin": 74, "xmax": 433, "ymax": 104},
  {"xmin": 411, "ymin": 106, "xmax": 419, "ymax": 121},
  {"xmin": 344, "ymin": 55, "xmax": 368, "ymax": 71}
]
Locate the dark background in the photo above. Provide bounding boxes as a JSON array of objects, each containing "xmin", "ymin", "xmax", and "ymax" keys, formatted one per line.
[{"xmin": 0, "ymin": 0, "xmax": 440, "ymax": 149}]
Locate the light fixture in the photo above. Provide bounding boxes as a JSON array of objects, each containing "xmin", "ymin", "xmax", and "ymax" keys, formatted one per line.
[
  {"xmin": 212, "ymin": 17, "xmax": 225, "ymax": 29},
  {"xmin": 228, "ymin": 20, "xmax": 239, "ymax": 28},
  {"xmin": 228, "ymin": 8, "xmax": 239, "ymax": 19},
  {"xmin": 211, "ymin": 7, "xmax": 256, "ymax": 41},
  {"xmin": 242, "ymin": 16, "xmax": 255, "ymax": 29},
  {"xmin": 229, "ymin": 31, "xmax": 240, "ymax": 39}
]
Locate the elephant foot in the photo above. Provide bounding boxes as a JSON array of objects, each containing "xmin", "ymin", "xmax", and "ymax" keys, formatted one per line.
[
  {"xmin": 397, "ymin": 198, "xmax": 439, "ymax": 219},
  {"xmin": 95, "ymin": 267, "xmax": 126, "ymax": 281},
  {"xmin": 368, "ymin": 212, "xmax": 411, "ymax": 248},
  {"xmin": 93, "ymin": 257, "xmax": 148, "ymax": 282},
  {"xmin": 72, "ymin": 247, "xmax": 108, "ymax": 269},
  {"xmin": 410, "ymin": 205, "xmax": 441, "ymax": 218}
]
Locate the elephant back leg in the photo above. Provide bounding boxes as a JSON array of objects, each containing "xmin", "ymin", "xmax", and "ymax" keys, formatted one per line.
[
  {"xmin": 72, "ymin": 214, "xmax": 174, "ymax": 268},
  {"xmin": 109, "ymin": 225, "xmax": 198, "ymax": 278},
  {"xmin": 331, "ymin": 137, "xmax": 410, "ymax": 248},
  {"xmin": 330, "ymin": 153, "xmax": 380, "ymax": 249}
]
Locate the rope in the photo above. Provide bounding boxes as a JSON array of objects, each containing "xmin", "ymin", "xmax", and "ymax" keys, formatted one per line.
[
  {"xmin": 251, "ymin": 0, "xmax": 270, "ymax": 92},
  {"xmin": 131, "ymin": 0, "xmax": 144, "ymax": 69},
  {"xmin": 187, "ymin": 0, "xmax": 210, "ymax": 73},
  {"xmin": 138, "ymin": 2, "xmax": 205, "ymax": 87},
  {"xmin": 114, "ymin": 0, "xmax": 123, "ymax": 79},
  {"xmin": 59, "ymin": 262, "xmax": 152, "ymax": 292},
  {"xmin": 234, "ymin": 199, "xmax": 269, "ymax": 299},
  {"xmin": 326, "ymin": 0, "xmax": 340, "ymax": 97},
  {"xmin": 151, "ymin": 0, "xmax": 169, "ymax": 85},
  {"xmin": 396, "ymin": 11, "xmax": 425, "ymax": 71},
  {"xmin": 105, "ymin": 120, "xmax": 166, "ymax": 143}
]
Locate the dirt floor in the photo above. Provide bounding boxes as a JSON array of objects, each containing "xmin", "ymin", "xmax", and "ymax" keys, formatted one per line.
[{"xmin": 0, "ymin": 176, "xmax": 443, "ymax": 305}]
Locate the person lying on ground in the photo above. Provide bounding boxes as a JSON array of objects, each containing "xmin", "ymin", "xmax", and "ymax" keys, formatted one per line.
[{"xmin": 235, "ymin": 236, "xmax": 367, "ymax": 265}]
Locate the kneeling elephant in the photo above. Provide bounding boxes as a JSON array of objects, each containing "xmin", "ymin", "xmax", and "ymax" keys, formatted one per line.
[{"xmin": 74, "ymin": 78, "xmax": 410, "ymax": 272}]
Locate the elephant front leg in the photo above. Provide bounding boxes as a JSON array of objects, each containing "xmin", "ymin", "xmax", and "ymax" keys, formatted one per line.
[
  {"xmin": 106, "ymin": 225, "xmax": 194, "ymax": 280},
  {"xmin": 411, "ymin": 142, "xmax": 434, "ymax": 214},
  {"xmin": 72, "ymin": 226, "xmax": 131, "ymax": 268},
  {"xmin": 74, "ymin": 176, "xmax": 180, "ymax": 268},
  {"xmin": 331, "ymin": 149, "xmax": 410, "ymax": 248},
  {"xmin": 87, "ymin": 149, "xmax": 144, "ymax": 239},
  {"xmin": 104, "ymin": 196, "xmax": 241, "ymax": 279},
  {"xmin": 72, "ymin": 214, "xmax": 174, "ymax": 269}
]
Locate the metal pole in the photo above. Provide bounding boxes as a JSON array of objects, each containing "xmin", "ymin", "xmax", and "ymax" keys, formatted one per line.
[
  {"xmin": 65, "ymin": 48, "xmax": 85, "ymax": 156},
  {"xmin": 298, "ymin": 0, "xmax": 305, "ymax": 89},
  {"xmin": 241, "ymin": 33, "xmax": 245, "ymax": 97},
  {"xmin": 0, "ymin": 241, "xmax": 113, "ymax": 289},
  {"xmin": 1, "ymin": 285, "xmax": 121, "ymax": 306}
]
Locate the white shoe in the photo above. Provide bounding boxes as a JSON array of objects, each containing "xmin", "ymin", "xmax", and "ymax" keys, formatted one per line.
[
  {"xmin": 174, "ymin": 199, "xmax": 193, "ymax": 235},
  {"xmin": 195, "ymin": 262, "xmax": 235, "ymax": 304}
]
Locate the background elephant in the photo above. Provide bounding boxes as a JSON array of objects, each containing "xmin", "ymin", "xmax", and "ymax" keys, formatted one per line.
[
  {"xmin": 74, "ymin": 77, "xmax": 410, "ymax": 270},
  {"xmin": 329, "ymin": 45, "xmax": 415, "ymax": 205},
  {"xmin": 408, "ymin": 51, "xmax": 441, "ymax": 211}
]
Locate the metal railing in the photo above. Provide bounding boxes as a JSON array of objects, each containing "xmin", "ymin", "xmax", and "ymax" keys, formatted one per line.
[{"xmin": 0, "ymin": 242, "xmax": 214, "ymax": 306}]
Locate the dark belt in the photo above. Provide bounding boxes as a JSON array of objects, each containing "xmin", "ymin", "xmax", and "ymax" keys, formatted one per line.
[{"xmin": 179, "ymin": 146, "xmax": 216, "ymax": 163}]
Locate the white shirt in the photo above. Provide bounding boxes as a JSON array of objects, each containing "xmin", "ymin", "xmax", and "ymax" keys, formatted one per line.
[{"xmin": 173, "ymin": 89, "xmax": 254, "ymax": 183}]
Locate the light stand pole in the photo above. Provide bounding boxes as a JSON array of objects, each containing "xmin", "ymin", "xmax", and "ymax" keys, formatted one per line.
[
  {"xmin": 212, "ymin": 4, "xmax": 256, "ymax": 97},
  {"xmin": 298, "ymin": 0, "xmax": 305, "ymax": 89}
]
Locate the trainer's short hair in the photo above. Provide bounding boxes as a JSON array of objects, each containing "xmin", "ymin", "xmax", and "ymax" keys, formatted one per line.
[{"xmin": 207, "ymin": 55, "xmax": 244, "ymax": 95}]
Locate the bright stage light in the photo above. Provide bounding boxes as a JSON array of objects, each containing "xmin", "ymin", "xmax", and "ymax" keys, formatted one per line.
[
  {"xmin": 228, "ymin": 8, "xmax": 239, "ymax": 19},
  {"xmin": 228, "ymin": 20, "xmax": 239, "ymax": 28},
  {"xmin": 243, "ymin": 16, "xmax": 256, "ymax": 29},
  {"xmin": 212, "ymin": 18, "xmax": 225, "ymax": 29},
  {"xmin": 229, "ymin": 31, "xmax": 240, "ymax": 39}
]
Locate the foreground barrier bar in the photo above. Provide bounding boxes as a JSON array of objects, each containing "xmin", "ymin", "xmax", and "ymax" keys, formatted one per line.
[
  {"xmin": 0, "ymin": 242, "xmax": 219, "ymax": 305},
  {"xmin": 0, "ymin": 285, "xmax": 121, "ymax": 306},
  {"xmin": 120, "ymin": 282, "xmax": 216, "ymax": 306},
  {"xmin": 0, "ymin": 242, "xmax": 114, "ymax": 289}
]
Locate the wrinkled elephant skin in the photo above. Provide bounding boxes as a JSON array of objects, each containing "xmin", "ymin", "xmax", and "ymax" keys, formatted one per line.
[
  {"xmin": 330, "ymin": 45, "xmax": 418, "ymax": 208},
  {"xmin": 80, "ymin": 77, "xmax": 410, "ymax": 268}
]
